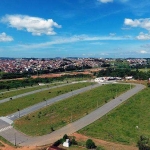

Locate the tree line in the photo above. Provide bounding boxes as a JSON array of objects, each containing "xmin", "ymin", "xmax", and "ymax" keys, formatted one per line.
[
  {"xmin": 96, "ymin": 68, "xmax": 150, "ymax": 80},
  {"xmin": 0, "ymin": 74, "xmax": 91, "ymax": 90}
]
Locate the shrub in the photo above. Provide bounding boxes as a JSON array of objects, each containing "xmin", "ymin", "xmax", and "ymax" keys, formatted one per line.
[
  {"xmin": 71, "ymin": 138, "xmax": 78, "ymax": 145},
  {"xmin": 137, "ymin": 135, "xmax": 150, "ymax": 150},
  {"xmin": 51, "ymin": 127, "xmax": 54, "ymax": 132},
  {"xmin": 86, "ymin": 139, "xmax": 96, "ymax": 149},
  {"xmin": 53, "ymin": 139, "xmax": 61, "ymax": 147}
]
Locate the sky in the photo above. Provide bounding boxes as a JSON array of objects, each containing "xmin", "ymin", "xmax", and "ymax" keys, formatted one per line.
[{"xmin": 0, "ymin": 0, "xmax": 150, "ymax": 58}]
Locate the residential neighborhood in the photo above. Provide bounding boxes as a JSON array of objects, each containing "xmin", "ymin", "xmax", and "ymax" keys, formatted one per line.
[{"xmin": 0, "ymin": 58, "xmax": 149, "ymax": 74}]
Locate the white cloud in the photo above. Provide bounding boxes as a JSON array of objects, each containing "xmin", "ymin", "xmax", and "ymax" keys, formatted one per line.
[
  {"xmin": 109, "ymin": 33, "xmax": 116, "ymax": 36},
  {"xmin": 1, "ymin": 14, "xmax": 61, "ymax": 36},
  {"xmin": 124, "ymin": 18, "xmax": 140, "ymax": 27},
  {"xmin": 124, "ymin": 18, "xmax": 150, "ymax": 40},
  {"xmin": 97, "ymin": 0, "xmax": 113, "ymax": 3},
  {"xmin": 136, "ymin": 32, "xmax": 150, "ymax": 40},
  {"xmin": 0, "ymin": 32, "xmax": 13, "ymax": 42},
  {"xmin": 140, "ymin": 50, "xmax": 147, "ymax": 54},
  {"xmin": 124, "ymin": 18, "xmax": 150, "ymax": 31},
  {"xmin": 15, "ymin": 34, "xmax": 131, "ymax": 50}
]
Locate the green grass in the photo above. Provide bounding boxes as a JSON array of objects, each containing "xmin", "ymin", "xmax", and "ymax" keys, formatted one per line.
[
  {"xmin": 132, "ymin": 68, "xmax": 150, "ymax": 72},
  {"xmin": 0, "ymin": 82, "xmax": 93, "ymax": 116},
  {"xmin": 0, "ymin": 82, "xmax": 66, "ymax": 100},
  {"xmin": 78, "ymin": 87, "xmax": 150, "ymax": 145},
  {"xmin": 14, "ymin": 84, "xmax": 130, "ymax": 136}
]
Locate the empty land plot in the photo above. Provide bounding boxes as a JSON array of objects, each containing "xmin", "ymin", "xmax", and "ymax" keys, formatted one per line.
[
  {"xmin": 0, "ymin": 83, "xmax": 58, "ymax": 100},
  {"xmin": 0, "ymin": 80, "xmax": 71, "ymax": 100},
  {"xmin": 14, "ymin": 84, "xmax": 130, "ymax": 136},
  {"xmin": 78, "ymin": 86, "xmax": 149, "ymax": 146},
  {"xmin": 0, "ymin": 82, "xmax": 92, "ymax": 116}
]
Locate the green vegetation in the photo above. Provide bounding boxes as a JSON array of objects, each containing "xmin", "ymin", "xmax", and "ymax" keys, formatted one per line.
[
  {"xmin": 68, "ymin": 140, "xmax": 104, "ymax": 150},
  {"xmin": 0, "ymin": 82, "xmax": 63, "ymax": 100},
  {"xmin": 86, "ymin": 139, "xmax": 96, "ymax": 149},
  {"xmin": 96, "ymin": 68, "xmax": 150, "ymax": 80},
  {"xmin": 0, "ymin": 74, "xmax": 91, "ymax": 91},
  {"xmin": 78, "ymin": 87, "xmax": 150, "ymax": 145},
  {"xmin": 14, "ymin": 84, "xmax": 130, "ymax": 136},
  {"xmin": 137, "ymin": 135, "xmax": 150, "ymax": 150},
  {"xmin": 0, "ymin": 82, "xmax": 92, "ymax": 116}
]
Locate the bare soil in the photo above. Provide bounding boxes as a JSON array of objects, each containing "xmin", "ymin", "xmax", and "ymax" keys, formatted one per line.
[
  {"xmin": 72, "ymin": 133, "xmax": 138, "ymax": 150},
  {"xmin": 0, "ymin": 133, "xmax": 138, "ymax": 150}
]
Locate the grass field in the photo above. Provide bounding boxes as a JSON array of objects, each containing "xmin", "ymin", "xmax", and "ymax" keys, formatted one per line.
[
  {"xmin": 0, "ymin": 82, "xmax": 92, "ymax": 116},
  {"xmin": 14, "ymin": 84, "xmax": 130, "ymax": 136},
  {"xmin": 0, "ymin": 78, "xmax": 89, "ymax": 100},
  {"xmin": 0, "ymin": 82, "xmax": 62, "ymax": 100},
  {"xmin": 78, "ymin": 86, "xmax": 149, "ymax": 145}
]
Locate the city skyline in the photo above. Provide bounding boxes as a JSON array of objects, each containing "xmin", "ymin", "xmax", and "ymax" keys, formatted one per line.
[{"xmin": 0, "ymin": 0, "xmax": 150, "ymax": 58}]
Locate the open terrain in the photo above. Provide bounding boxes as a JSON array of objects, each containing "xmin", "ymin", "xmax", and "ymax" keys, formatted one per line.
[
  {"xmin": 14, "ymin": 84, "xmax": 130, "ymax": 136},
  {"xmin": 78, "ymin": 83, "xmax": 149, "ymax": 145},
  {"xmin": 0, "ymin": 79, "xmax": 145, "ymax": 148},
  {"xmin": 0, "ymin": 82, "xmax": 92, "ymax": 116},
  {"xmin": 0, "ymin": 133, "xmax": 138, "ymax": 150}
]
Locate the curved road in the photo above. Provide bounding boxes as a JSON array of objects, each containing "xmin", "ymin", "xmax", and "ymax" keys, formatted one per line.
[{"xmin": 0, "ymin": 83, "xmax": 145, "ymax": 146}]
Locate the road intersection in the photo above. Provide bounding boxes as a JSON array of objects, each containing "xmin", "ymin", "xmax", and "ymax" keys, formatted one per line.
[{"xmin": 0, "ymin": 82, "xmax": 145, "ymax": 146}]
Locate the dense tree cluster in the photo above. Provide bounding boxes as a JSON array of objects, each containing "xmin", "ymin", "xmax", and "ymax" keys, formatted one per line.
[
  {"xmin": 96, "ymin": 68, "xmax": 150, "ymax": 80},
  {"xmin": 0, "ymin": 74, "xmax": 91, "ymax": 90}
]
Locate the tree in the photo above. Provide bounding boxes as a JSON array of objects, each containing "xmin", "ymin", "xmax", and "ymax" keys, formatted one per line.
[
  {"xmin": 137, "ymin": 135, "xmax": 150, "ymax": 150},
  {"xmin": 63, "ymin": 134, "xmax": 68, "ymax": 140},
  {"xmin": 86, "ymin": 139, "xmax": 96, "ymax": 149}
]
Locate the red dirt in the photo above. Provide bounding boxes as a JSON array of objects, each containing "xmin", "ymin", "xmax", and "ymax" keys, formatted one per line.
[
  {"xmin": 72, "ymin": 133, "xmax": 138, "ymax": 150},
  {"xmin": 0, "ymin": 133, "xmax": 138, "ymax": 150}
]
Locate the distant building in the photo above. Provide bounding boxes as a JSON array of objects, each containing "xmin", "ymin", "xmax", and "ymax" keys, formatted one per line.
[{"xmin": 125, "ymin": 76, "xmax": 133, "ymax": 80}]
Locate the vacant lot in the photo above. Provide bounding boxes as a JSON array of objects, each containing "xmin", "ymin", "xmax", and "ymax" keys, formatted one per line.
[
  {"xmin": 0, "ymin": 82, "xmax": 92, "ymax": 116},
  {"xmin": 14, "ymin": 84, "xmax": 130, "ymax": 136},
  {"xmin": 0, "ymin": 82, "xmax": 62, "ymax": 100},
  {"xmin": 78, "ymin": 86, "xmax": 149, "ymax": 145}
]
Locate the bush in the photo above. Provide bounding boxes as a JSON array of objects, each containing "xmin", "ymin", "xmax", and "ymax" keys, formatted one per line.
[
  {"xmin": 63, "ymin": 134, "xmax": 68, "ymax": 140},
  {"xmin": 86, "ymin": 139, "xmax": 96, "ymax": 149},
  {"xmin": 51, "ymin": 127, "xmax": 54, "ymax": 132},
  {"xmin": 71, "ymin": 138, "xmax": 78, "ymax": 145},
  {"xmin": 53, "ymin": 139, "xmax": 61, "ymax": 147},
  {"xmin": 137, "ymin": 135, "xmax": 150, "ymax": 150}
]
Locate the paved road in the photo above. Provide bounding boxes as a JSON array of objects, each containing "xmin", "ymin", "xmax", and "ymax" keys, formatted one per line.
[
  {"xmin": 7, "ymin": 83, "xmax": 101, "ymax": 121},
  {"xmin": 0, "ymin": 83, "xmax": 145, "ymax": 146},
  {"xmin": 0, "ymin": 82, "xmax": 103, "ymax": 145},
  {"xmin": 0, "ymin": 82, "xmax": 76, "ymax": 104}
]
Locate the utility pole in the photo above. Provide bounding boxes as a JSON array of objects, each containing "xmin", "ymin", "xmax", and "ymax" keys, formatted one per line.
[
  {"xmin": 17, "ymin": 109, "xmax": 20, "ymax": 118},
  {"xmin": 45, "ymin": 100, "xmax": 47, "ymax": 106},
  {"xmin": 14, "ymin": 133, "xmax": 16, "ymax": 146}
]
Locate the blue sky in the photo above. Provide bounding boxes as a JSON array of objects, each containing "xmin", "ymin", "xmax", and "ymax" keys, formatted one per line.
[{"xmin": 0, "ymin": 0, "xmax": 150, "ymax": 58}]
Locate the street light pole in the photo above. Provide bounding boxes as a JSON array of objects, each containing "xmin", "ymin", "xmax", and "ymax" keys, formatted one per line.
[
  {"xmin": 43, "ymin": 98, "xmax": 47, "ymax": 106},
  {"xmin": 14, "ymin": 133, "xmax": 16, "ymax": 146},
  {"xmin": 17, "ymin": 109, "xmax": 20, "ymax": 118}
]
